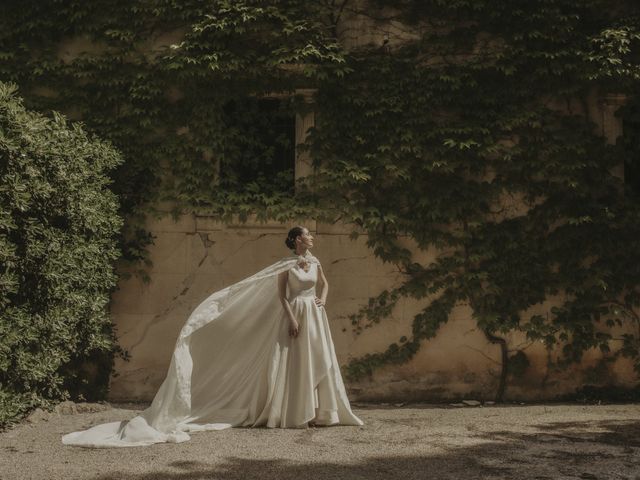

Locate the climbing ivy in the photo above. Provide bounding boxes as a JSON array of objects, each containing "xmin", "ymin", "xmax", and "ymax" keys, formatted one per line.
[
  {"xmin": 309, "ymin": 1, "xmax": 640, "ymax": 398},
  {"xmin": 1, "ymin": 0, "xmax": 639, "ymax": 402}
]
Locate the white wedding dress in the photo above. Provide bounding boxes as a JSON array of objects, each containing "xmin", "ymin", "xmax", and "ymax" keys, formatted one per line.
[{"xmin": 62, "ymin": 250, "xmax": 363, "ymax": 447}]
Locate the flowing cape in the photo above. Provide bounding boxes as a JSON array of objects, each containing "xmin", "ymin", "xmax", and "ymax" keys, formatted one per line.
[{"xmin": 62, "ymin": 254, "xmax": 310, "ymax": 447}]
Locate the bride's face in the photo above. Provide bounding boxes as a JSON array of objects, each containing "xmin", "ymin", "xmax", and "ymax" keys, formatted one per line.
[{"xmin": 298, "ymin": 228, "xmax": 314, "ymax": 249}]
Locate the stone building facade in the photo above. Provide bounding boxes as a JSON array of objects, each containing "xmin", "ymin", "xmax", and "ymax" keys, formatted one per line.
[
  {"xmin": 108, "ymin": 95, "xmax": 634, "ymax": 404},
  {"xmin": 107, "ymin": 5, "xmax": 636, "ymax": 403}
]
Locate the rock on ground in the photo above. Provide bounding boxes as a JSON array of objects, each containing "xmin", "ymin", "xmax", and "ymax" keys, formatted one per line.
[{"xmin": 1, "ymin": 403, "xmax": 639, "ymax": 480}]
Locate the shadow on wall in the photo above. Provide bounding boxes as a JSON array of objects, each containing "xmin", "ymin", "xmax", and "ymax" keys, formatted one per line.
[{"xmin": 93, "ymin": 419, "xmax": 640, "ymax": 480}]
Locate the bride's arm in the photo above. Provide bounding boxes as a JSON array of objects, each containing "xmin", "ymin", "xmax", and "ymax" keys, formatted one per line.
[
  {"xmin": 278, "ymin": 270, "xmax": 299, "ymax": 337},
  {"xmin": 315, "ymin": 264, "xmax": 328, "ymax": 307}
]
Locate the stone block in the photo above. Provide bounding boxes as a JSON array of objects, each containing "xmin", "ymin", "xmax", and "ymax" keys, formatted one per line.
[
  {"xmin": 316, "ymin": 220, "xmax": 364, "ymax": 235},
  {"xmin": 112, "ymin": 273, "xmax": 197, "ymax": 316},
  {"xmin": 146, "ymin": 212, "xmax": 196, "ymax": 233},
  {"xmin": 146, "ymin": 232, "xmax": 190, "ymax": 275},
  {"xmin": 109, "ymin": 275, "xmax": 147, "ymax": 315},
  {"xmin": 111, "ymin": 313, "xmax": 156, "ymax": 347},
  {"xmin": 194, "ymin": 216, "xmax": 224, "ymax": 232}
]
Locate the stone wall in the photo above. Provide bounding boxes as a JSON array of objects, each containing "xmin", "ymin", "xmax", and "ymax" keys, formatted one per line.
[
  {"xmin": 43, "ymin": 2, "xmax": 630, "ymax": 402},
  {"xmin": 108, "ymin": 215, "xmax": 637, "ymax": 403}
]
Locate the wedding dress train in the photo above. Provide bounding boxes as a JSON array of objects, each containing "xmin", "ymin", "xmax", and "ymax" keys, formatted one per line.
[{"xmin": 62, "ymin": 251, "xmax": 363, "ymax": 447}]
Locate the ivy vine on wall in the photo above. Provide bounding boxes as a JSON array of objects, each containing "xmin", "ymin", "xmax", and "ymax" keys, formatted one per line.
[{"xmin": 1, "ymin": 0, "xmax": 640, "ymax": 403}]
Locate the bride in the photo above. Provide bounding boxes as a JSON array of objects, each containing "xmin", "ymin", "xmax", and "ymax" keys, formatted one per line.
[{"xmin": 62, "ymin": 225, "xmax": 363, "ymax": 447}]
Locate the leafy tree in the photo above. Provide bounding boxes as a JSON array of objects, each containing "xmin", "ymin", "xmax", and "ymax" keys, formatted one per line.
[{"xmin": 0, "ymin": 82, "xmax": 122, "ymax": 426}]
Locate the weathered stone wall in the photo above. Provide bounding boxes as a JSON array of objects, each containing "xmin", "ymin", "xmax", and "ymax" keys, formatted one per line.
[
  {"xmin": 108, "ymin": 214, "xmax": 637, "ymax": 403},
  {"xmin": 44, "ymin": 3, "xmax": 634, "ymax": 402}
]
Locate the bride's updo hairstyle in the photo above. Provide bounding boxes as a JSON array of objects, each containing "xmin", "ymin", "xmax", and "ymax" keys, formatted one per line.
[{"xmin": 285, "ymin": 226, "xmax": 304, "ymax": 250}]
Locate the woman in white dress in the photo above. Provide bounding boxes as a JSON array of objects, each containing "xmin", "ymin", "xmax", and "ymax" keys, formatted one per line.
[{"xmin": 62, "ymin": 225, "xmax": 363, "ymax": 447}]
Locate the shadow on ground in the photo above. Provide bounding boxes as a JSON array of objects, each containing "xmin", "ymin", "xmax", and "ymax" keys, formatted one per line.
[{"xmin": 92, "ymin": 419, "xmax": 640, "ymax": 480}]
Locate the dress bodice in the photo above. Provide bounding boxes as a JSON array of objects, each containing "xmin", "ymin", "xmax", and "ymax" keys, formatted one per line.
[{"xmin": 287, "ymin": 262, "xmax": 318, "ymax": 301}]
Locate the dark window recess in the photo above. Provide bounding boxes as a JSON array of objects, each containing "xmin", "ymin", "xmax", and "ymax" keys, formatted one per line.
[
  {"xmin": 619, "ymin": 100, "xmax": 640, "ymax": 197},
  {"xmin": 220, "ymin": 97, "xmax": 296, "ymax": 193}
]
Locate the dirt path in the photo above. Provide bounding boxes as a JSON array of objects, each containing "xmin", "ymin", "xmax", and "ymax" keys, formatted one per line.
[{"xmin": 1, "ymin": 402, "xmax": 639, "ymax": 480}]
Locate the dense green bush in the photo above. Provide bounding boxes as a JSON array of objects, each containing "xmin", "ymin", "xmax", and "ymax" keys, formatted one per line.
[{"xmin": 0, "ymin": 82, "xmax": 122, "ymax": 427}]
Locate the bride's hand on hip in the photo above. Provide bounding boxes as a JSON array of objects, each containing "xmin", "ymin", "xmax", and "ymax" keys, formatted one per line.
[
  {"xmin": 314, "ymin": 297, "xmax": 325, "ymax": 308},
  {"xmin": 289, "ymin": 319, "xmax": 299, "ymax": 338}
]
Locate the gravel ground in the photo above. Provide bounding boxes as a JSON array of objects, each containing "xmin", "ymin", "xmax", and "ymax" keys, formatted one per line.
[{"xmin": 1, "ymin": 402, "xmax": 639, "ymax": 480}]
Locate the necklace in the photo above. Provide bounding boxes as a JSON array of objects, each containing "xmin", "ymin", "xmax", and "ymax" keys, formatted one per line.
[{"xmin": 296, "ymin": 250, "xmax": 311, "ymax": 272}]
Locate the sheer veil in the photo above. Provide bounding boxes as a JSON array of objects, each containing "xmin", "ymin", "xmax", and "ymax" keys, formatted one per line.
[{"xmin": 63, "ymin": 252, "xmax": 324, "ymax": 447}]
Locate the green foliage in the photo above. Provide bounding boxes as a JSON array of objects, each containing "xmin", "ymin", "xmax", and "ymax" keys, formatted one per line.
[
  {"xmin": 0, "ymin": 0, "xmax": 348, "ymax": 222},
  {"xmin": 0, "ymin": 82, "xmax": 122, "ymax": 427},
  {"xmin": 308, "ymin": 0, "xmax": 640, "ymax": 385},
  {"xmin": 1, "ymin": 0, "xmax": 640, "ymax": 402}
]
